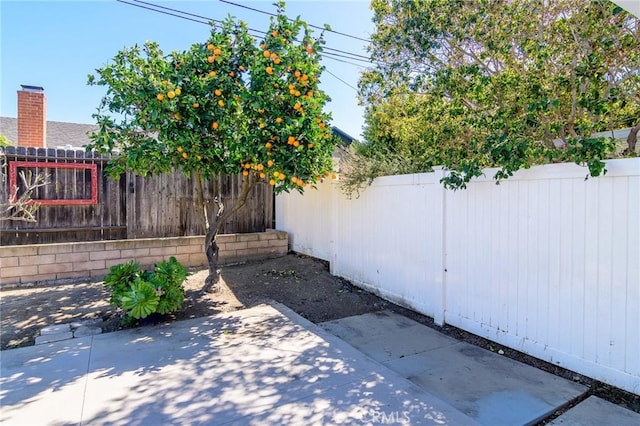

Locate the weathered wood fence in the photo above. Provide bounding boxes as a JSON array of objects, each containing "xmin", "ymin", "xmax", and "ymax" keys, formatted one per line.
[{"xmin": 0, "ymin": 147, "xmax": 273, "ymax": 245}]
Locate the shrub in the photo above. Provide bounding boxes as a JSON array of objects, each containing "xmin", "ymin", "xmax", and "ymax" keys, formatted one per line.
[{"xmin": 104, "ymin": 257, "xmax": 188, "ymax": 321}]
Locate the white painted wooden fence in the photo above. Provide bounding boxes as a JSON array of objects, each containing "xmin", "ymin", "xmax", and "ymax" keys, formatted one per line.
[{"xmin": 276, "ymin": 158, "xmax": 640, "ymax": 395}]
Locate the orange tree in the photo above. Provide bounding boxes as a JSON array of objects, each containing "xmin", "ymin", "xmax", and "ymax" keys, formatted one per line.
[{"xmin": 88, "ymin": 3, "xmax": 336, "ymax": 292}]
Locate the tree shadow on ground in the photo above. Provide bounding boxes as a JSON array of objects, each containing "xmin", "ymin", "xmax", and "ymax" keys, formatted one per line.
[{"xmin": 1, "ymin": 304, "xmax": 459, "ymax": 425}]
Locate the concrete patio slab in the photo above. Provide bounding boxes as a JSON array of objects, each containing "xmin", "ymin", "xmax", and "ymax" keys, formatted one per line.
[
  {"xmin": 0, "ymin": 303, "xmax": 476, "ymax": 425},
  {"xmin": 548, "ymin": 396, "xmax": 640, "ymax": 426},
  {"xmin": 321, "ymin": 311, "xmax": 588, "ymax": 426}
]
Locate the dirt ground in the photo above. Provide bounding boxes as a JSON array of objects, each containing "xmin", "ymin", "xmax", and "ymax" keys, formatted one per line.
[{"xmin": 1, "ymin": 253, "xmax": 638, "ymax": 417}]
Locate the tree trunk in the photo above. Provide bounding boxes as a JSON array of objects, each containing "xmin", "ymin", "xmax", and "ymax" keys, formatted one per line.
[
  {"xmin": 197, "ymin": 173, "xmax": 256, "ymax": 294},
  {"xmin": 623, "ymin": 122, "xmax": 640, "ymax": 155},
  {"xmin": 201, "ymin": 214, "xmax": 221, "ymax": 293}
]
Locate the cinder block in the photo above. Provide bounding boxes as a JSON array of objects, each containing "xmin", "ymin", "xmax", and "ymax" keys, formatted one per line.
[
  {"xmin": 56, "ymin": 271, "xmax": 89, "ymax": 280},
  {"xmin": 105, "ymin": 258, "xmax": 125, "ymax": 268},
  {"xmin": 20, "ymin": 254, "xmax": 55, "ymax": 266},
  {"xmin": 189, "ymin": 237, "xmax": 205, "ymax": 246},
  {"xmin": 38, "ymin": 244, "xmax": 73, "ymax": 255},
  {"xmin": 0, "ymin": 277, "xmax": 20, "ymax": 287},
  {"xmin": 90, "ymin": 250, "xmax": 122, "ymax": 261},
  {"xmin": 216, "ymin": 235, "xmax": 235, "ymax": 244},
  {"xmin": 0, "ymin": 257, "xmax": 19, "ymax": 268},
  {"xmin": 268, "ymin": 239, "xmax": 288, "ymax": 248},
  {"xmin": 56, "ymin": 252, "xmax": 90, "ymax": 263},
  {"xmin": 259, "ymin": 233, "xmax": 277, "ymax": 241},
  {"xmin": 39, "ymin": 262, "xmax": 73, "ymax": 274},
  {"xmin": 90, "ymin": 269, "xmax": 109, "ymax": 278},
  {"xmin": 2, "ymin": 246, "xmax": 38, "ymax": 256},
  {"xmin": 108, "ymin": 240, "xmax": 139, "ymax": 250},
  {"xmin": 121, "ymin": 248, "xmax": 150, "ymax": 258},
  {"xmin": 35, "ymin": 332, "xmax": 73, "ymax": 344},
  {"xmin": 225, "ymin": 242, "xmax": 248, "ymax": 251},
  {"xmin": 73, "ymin": 326, "xmax": 102, "ymax": 338},
  {"xmin": 41, "ymin": 324, "xmax": 71, "ymax": 335},
  {"xmin": 70, "ymin": 319, "xmax": 102, "ymax": 329},
  {"xmin": 176, "ymin": 244, "xmax": 202, "ymax": 255},
  {"xmin": 0, "ymin": 265, "xmax": 38, "ymax": 278},
  {"xmin": 237, "ymin": 234, "xmax": 260, "ymax": 242},
  {"xmin": 73, "ymin": 260, "xmax": 106, "ymax": 271},
  {"xmin": 73, "ymin": 242, "xmax": 106, "ymax": 253},
  {"xmin": 149, "ymin": 246, "xmax": 177, "ymax": 256},
  {"xmin": 247, "ymin": 240, "xmax": 269, "ymax": 249},
  {"xmin": 128, "ymin": 239, "xmax": 165, "ymax": 249},
  {"xmin": 21, "ymin": 273, "xmax": 57, "ymax": 283}
]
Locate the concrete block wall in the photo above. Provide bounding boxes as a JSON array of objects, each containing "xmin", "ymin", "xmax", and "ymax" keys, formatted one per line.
[{"xmin": 0, "ymin": 231, "xmax": 288, "ymax": 287}]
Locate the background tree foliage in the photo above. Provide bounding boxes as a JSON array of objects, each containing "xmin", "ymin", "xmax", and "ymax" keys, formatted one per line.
[
  {"xmin": 346, "ymin": 0, "xmax": 639, "ymax": 193},
  {"xmin": 88, "ymin": 2, "xmax": 337, "ymax": 291}
]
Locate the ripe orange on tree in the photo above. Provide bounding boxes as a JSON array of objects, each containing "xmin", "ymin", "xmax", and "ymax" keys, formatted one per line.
[{"xmin": 88, "ymin": 5, "xmax": 338, "ymax": 293}]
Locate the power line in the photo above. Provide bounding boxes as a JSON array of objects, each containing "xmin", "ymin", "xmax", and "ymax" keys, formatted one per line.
[
  {"xmin": 322, "ymin": 54, "xmax": 368, "ymax": 69},
  {"xmin": 116, "ymin": 1, "xmax": 365, "ymax": 105},
  {"xmin": 118, "ymin": 0, "xmax": 210, "ymax": 25},
  {"xmin": 121, "ymin": 0, "xmax": 374, "ymax": 66},
  {"xmin": 322, "ymin": 51, "xmax": 371, "ymax": 65},
  {"xmin": 326, "ymin": 70, "xmax": 359, "ymax": 91},
  {"xmin": 126, "ymin": 0, "xmax": 372, "ymax": 64},
  {"xmin": 218, "ymin": 0, "xmax": 372, "ymax": 43}
]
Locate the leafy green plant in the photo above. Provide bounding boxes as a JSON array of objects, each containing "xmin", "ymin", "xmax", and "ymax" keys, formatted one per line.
[
  {"xmin": 104, "ymin": 257, "xmax": 188, "ymax": 320},
  {"xmin": 148, "ymin": 256, "xmax": 188, "ymax": 315},
  {"xmin": 121, "ymin": 278, "xmax": 159, "ymax": 320},
  {"xmin": 352, "ymin": 0, "xmax": 640, "ymax": 191}
]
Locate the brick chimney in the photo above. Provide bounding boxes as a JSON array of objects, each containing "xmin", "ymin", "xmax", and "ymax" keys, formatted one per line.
[{"xmin": 17, "ymin": 85, "xmax": 47, "ymax": 148}]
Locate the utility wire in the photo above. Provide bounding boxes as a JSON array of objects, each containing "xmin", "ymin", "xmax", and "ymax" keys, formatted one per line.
[
  {"xmin": 126, "ymin": 0, "xmax": 373, "ymax": 64},
  {"xmin": 117, "ymin": 0, "xmax": 374, "ymax": 73},
  {"xmin": 322, "ymin": 53, "xmax": 368, "ymax": 69},
  {"xmin": 218, "ymin": 0, "xmax": 372, "ymax": 43},
  {"xmin": 118, "ymin": 0, "xmax": 210, "ymax": 25},
  {"xmin": 325, "ymin": 70, "xmax": 359, "ymax": 91},
  {"xmin": 321, "ymin": 51, "xmax": 371, "ymax": 64}
]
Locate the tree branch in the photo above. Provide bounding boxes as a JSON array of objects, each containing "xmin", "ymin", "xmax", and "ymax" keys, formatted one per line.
[{"xmin": 0, "ymin": 171, "xmax": 49, "ymax": 222}]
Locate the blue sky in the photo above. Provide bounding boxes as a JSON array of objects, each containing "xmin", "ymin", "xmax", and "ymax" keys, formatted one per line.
[{"xmin": 0, "ymin": 0, "xmax": 373, "ymax": 139}]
